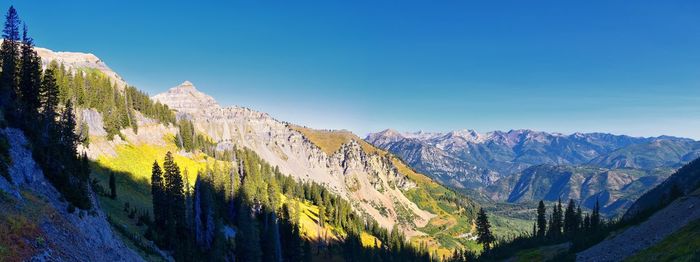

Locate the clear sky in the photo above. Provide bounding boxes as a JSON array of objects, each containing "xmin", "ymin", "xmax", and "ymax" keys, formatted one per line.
[{"xmin": 8, "ymin": 1, "xmax": 700, "ymax": 138}]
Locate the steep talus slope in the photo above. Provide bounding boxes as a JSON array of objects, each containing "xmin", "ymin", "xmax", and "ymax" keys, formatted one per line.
[
  {"xmin": 486, "ymin": 165, "xmax": 672, "ymax": 216},
  {"xmin": 576, "ymin": 191, "xmax": 700, "ymax": 261},
  {"xmin": 367, "ymin": 129, "xmax": 699, "ymax": 191},
  {"xmin": 0, "ymin": 128, "xmax": 142, "ymax": 261},
  {"xmin": 153, "ymin": 82, "xmax": 438, "ymax": 233}
]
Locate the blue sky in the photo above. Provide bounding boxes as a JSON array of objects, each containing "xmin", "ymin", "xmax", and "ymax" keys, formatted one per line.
[{"xmin": 9, "ymin": 1, "xmax": 700, "ymax": 138}]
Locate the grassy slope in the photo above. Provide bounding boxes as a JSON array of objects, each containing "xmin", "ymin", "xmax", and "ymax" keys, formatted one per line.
[
  {"xmin": 91, "ymin": 136, "xmax": 214, "ymax": 261},
  {"xmin": 625, "ymin": 218, "xmax": 700, "ymax": 262},
  {"xmin": 291, "ymin": 126, "xmax": 480, "ymax": 256},
  {"xmin": 625, "ymin": 190, "xmax": 700, "ymax": 262},
  {"xmin": 0, "ymin": 191, "xmax": 45, "ymax": 261}
]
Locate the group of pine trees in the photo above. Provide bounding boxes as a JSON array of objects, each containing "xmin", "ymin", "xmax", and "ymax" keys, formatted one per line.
[
  {"xmin": 175, "ymin": 119, "xmax": 218, "ymax": 154},
  {"xmin": 534, "ymin": 199, "xmax": 601, "ymax": 240},
  {"xmin": 146, "ymin": 146, "xmax": 432, "ymax": 261},
  {"xmin": 0, "ymin": 6, "xmax": 91, "ymax": 209},
  {"xmin": 48, "ymin": 62, "xmax": 176, "ymax": 138},
  {"xmin": 449, "ymin": 199, "xmax": 604, "ymax": 261}
]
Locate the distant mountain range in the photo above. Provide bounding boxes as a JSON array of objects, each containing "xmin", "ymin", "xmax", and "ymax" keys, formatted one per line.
[{"xmin": 367, "ymin": 129, "xmax": 700, "ymax": 215}]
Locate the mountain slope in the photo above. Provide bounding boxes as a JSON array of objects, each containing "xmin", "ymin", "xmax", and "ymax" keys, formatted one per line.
[
  {"xmin": 367, "ymin": 129, "xmax": 699, "ymax": 190},
  {"xmin": 0, "ymin": 128, "xmax": 142, "ymax": 261},
  {"xmin": 485, "ymin": 164, "xmax": 672, "ymax": 216},
  {"xmin": 624, "ymin": 158, "xmax": 700, "ymax": 219},
  {"xmin": 577, "ymin": 189, "xmax": 700, "ymax": 261},
  {"xmin": 152, "ymin": 82, "xmax": 480, "ymax": 254}
]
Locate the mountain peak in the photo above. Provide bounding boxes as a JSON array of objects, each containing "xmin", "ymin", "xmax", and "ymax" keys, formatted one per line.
[
  {"xmin": 152, "ymin": 81, "xmax": 220, "ymax": 113},
  {"xmin": 379, "ymin": 128, "xmax": 403, "ymax": 138},
  {"xmin": 179, "ymin": 80, "xmax": 196, "ymax": 88}
]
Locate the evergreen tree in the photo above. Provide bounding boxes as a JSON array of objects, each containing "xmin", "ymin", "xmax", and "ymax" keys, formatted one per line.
[
  {"xmin": 237, "ymin": 199, "xmax": 262, "ymax": 262},
  {"xmin": 575, "ymin": 204, "xmax": 583, "ymax": 233},
  {"xmin": 318, "ymin": 204, "xmax": 326, "ymax": 228},
  {"xmin": 163, "ymin": 151, "xmax": 186, "ymax": 248},
  {"xmin": 0, "ymin": 6, "xmax": 20, "ymax": 111},
  {"xmin": 151, "ymin": 161, "xmax": 165, "ymax": 234},
  {"xmin": 591, "ymin": 199, "xmax": 601, "ymax": 230},
  {"xmin": 39, "ymin": 69, "xmax": 59, "ymax": 134},
  {"xmin": 564, "ymin": 199, "xmax": 576, "ymax": 236},
  {"xmin": 536, "ymin": 200, "xmax": 547, "ymax": 238},
  {"xmin": 475, "ymin": 208, "xmax": 495, "ymax": 251},
  {"xmin": 551, "ymin": 199, "xmax": 563, "ymax": 238},
  {"xmin": 109, "ymin": 172, "xmax": 117, "ymax": 199},
  {"xmin": 18, "ymin": 24, "xmax": 41, "ymax": 122},
  {"xmin": 59, "ymin": 100, "xmax": 78, "ymax": 155}
]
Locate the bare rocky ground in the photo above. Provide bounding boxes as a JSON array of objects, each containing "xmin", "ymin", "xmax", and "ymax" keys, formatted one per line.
[
  {"xmin": 576, "ymin": 191, "xmax": 700, "ymax": 261},
  {"xmin": 0, "ymin": 128, "xmax": 142, "ymax": 261}
]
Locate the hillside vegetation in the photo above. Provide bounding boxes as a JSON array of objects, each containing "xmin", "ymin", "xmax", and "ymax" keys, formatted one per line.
[{"xmin": 292, "ymin": 126, "xmax": 482, "ymax": 256}]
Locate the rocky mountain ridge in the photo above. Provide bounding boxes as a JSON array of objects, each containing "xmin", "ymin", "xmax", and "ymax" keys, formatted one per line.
[
  {"xmin": 153, "ymin": 82, "xmax": 437, "ymax": 234},
  {"xmin": 367, "ymin": 128, "xmax": 699, "ymax": 189}
]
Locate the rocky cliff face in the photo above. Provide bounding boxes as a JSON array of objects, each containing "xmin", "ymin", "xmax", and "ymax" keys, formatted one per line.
[
  {"xmin": 0, "ymin": 128, "xmax": 142, "ymax": 261},
  {"xmin": 153, "ymin": 82, "xmax": 434, "ymax": 232}
]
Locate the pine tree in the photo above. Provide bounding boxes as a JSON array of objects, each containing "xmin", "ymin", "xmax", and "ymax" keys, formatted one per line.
[
  {"xmin": 0, "ymin": 6, "xmax": 20, "ymax": 111},
  {"xmin": 151, "ymin": 161, "xmax": 165, "ymax": 233},
  {"xmin": 591, "ymin": 199, "xmax": 601, "ymax": 231},
  {"xmin": 536, "ymin": 200, "xmax": 547, "ymax": 238},
  {"xmin": 109, "ymin": 172, "xmax": 117, "ymax": 199},
  {"xmin": 318, "ymin": 204, "xmax": 325, "ymax": 228},
  {"xmin": 575, "ymin": 204, "xmax": 583, "ymax": 233},
  {"xmin": 237, "ymin": 199, "xmax": 262, "ymax": 262},
  {"xmin": 39, "ymin": 69, "xmax": 59, "ymax": 129},
  {"xmin": 475, "ymin": 208, "xmax": 495, "ymax": 251},
  {"xmin": 162, "ymin": 151, "xmax": 186, "ymax": 248},
  {"xmin": 564, "ymin": 199, "xmax": 576, "ymax": 236},
  {"xmin": 18, "ymin": 24, "xmax": 41, "ymax": 122},
  {"xmin": 59, "ymin": 100, "xmax": 78, "ymax": 155}
]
